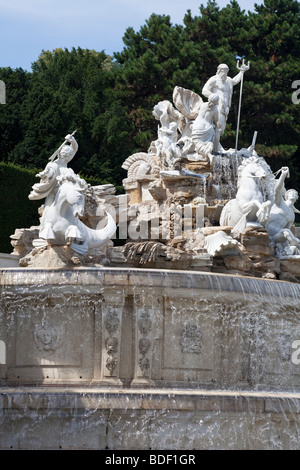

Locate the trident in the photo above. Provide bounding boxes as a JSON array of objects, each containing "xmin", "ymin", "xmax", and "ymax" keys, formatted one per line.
[{"xmin": 235, "ymin": 59, "xmax": 250, "ymax": 152}]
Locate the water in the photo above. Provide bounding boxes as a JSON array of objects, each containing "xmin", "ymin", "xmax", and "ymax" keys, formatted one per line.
[
  {"xmin": 208, "ymin": 154, "xmax": 241, "ymax": 203},
  {"xmin": 1, "ymin": 386, "xmax": 300, "ymax": 449},
  {"xmin": 0, "ymin": 267, "xmax": 300, "ymax": 449}
]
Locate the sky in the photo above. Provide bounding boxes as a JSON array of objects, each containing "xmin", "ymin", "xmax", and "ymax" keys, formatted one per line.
[{"xmin": 0, "ymin": 0, "xmax": 263, "ymax": 71}]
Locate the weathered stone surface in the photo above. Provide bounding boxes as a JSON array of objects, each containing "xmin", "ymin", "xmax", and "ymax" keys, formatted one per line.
[
  {"xmin": 223, "ymin": 253, "xmax": 253, "ymax": 272},
  {"xmin": 0, "ymin": 253, "xmax": 20, "ymax": 268},
  {"xmin": 240, "ymin": 227, "xmax": 275, "ymax": 259},
  {"xmin": 10, "ymin": 227, "xmax": 40, "ymax": 258},
  {"xmin": 0, "ymin": 268, "xmax": 300, "ymax": 449},
  {"xmin": 19, "ymin": 245, "xmax": 109, "ymax": 268},
  {"xmin": 280, "ymin": 258, "xmax": 300, "ymax": 276},
  {"xmin": 0, "ymin": 387, "xmax": 300, "ymax": 449},
  {"xmin": 201, "ymin": 226, "xmax": 232, "ymax": 236}
]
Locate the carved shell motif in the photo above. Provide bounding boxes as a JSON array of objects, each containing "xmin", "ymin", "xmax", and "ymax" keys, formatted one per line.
[
  {"xmin": 122, "ymin": 152, "xmax": 160, "ymax": 179},
  {"xmin": 152, "ymin": 100, "xmax": 182, "ymax": 123},
  {"xmin": 204, "ymin": 230, "xmax": 241, "ymax": 257},
  {"xmin": 173, "ymin": 86, "xmax": 203, "ymax": 120}
]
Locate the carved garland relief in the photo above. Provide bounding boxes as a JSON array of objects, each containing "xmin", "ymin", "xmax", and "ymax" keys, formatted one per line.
[
  {"xmin": 104, "ymin": 307, "xmax": 120, "ymax": 376},
  {"xmin": 138, "ymin": 310, "xmax": 153, "ymax": 377}
]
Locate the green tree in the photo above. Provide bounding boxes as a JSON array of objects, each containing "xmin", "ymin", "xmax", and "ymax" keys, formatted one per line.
[
  {"xmin": 113, "ymin": 14, "xmax": 186, "ymax": 151},
  {"xmin": 244, "ymin": 0, "xmax": 300, "ymax": 188},
  {"xmin": 0, "ymin": 67, "xmax": 31, "ymax": 162},
  {"xmin": 7, "ymin": 47, "xmax": 119, "ymax": 182},
  {"xmin": 113, "ymin": 0, "xmax": 300, "ymax": 188}
]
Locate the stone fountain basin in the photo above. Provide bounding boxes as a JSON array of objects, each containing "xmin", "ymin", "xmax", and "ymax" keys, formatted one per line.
[
  {"xmin": 1, "ymin": 385, "xmax": 300, "ymax": 450},
  {"xmin": 0, "ymin": 267, "xmax": 299, "ymax": 392},
  {"xmin": 0, "ymin": 267, "xmax": 300, "ymax": 449}
]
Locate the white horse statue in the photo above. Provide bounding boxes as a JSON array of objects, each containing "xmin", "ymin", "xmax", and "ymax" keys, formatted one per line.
[
  {"xmin": 34, "ymin": 172, "xmax": 116, "ymax": 255},
  {"xmin": 219, "ymin": 157, "xmax": 271, "ymax": 233}
]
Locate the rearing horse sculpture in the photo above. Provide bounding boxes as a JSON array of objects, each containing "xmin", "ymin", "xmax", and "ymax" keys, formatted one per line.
[
  {"xmin": 220, "ymin": 157, "xmax": 271, "ymax": 233},
  {"xmin": 35, "ymin": 172, "xmax": 116, "ymax": 255}
]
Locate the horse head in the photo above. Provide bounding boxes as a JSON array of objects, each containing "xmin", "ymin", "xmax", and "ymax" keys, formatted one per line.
[
  {"xmin": 238, "ymin": 157, "xmax": 266, "ymax": 181},
  {"xmin": 56, "ymin": 171, "xmax": 88, "ymax": 219},
  {"xmin": 66, "ymin": 184, "xmax": 86, "ymax": 218}
]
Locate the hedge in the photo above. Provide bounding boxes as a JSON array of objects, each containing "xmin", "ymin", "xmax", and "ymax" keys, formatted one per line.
[{"xmin": 0, "ymin": 162, "xmax": 41, "ymax": 253}]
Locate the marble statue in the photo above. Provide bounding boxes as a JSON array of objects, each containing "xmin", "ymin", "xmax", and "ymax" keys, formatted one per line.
[
  {"xmin": 266, "ymin": 167, "xmax": 300, "ymax": 257},
  {"xmin": 151, "ymin": 100, "xmax": 183, "ymax": 169},
  {"xmin": 202, "ymin": 60, "xmax": 250, "ymax": 153},
  {"xmin": 219, "ymin": 156, "xmax": 271, "ymax": 233},
  {"xmin": 149, "ymin": 75, "xmax": 252, "ymax": 167},
  {"xmin": 29, "ymin": 132, "xmax": 78, "ymax": 208},
  {"xmin": 29, "ymin": 133, "xmax": 116, "ymax": 254},
  {"xmin": 172, "ymin": 86, "xmax": 219, "ymax": 162},
  {"xmin": 191, "ymin": 93, "xmax": 219, "ymax": 162},
  {"xmin": 8, "ymin": 58, "xmax": 300, "ymax": 282},
  {"xmin": 33, "ymin": 170, "xmax": 116, "ymax": 254}
]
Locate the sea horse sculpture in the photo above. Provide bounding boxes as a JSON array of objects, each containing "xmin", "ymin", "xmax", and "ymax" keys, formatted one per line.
[
  {"xmin": 220, "ymin": 157, "xmax": 271, "ymax": 233},
  {"xmin": 266, "ymin": 167, "xmax": 300, "ymax": 257},
  {"xmin": 33, "ymin": 171, "xmax": 116, "ymax": 254},
  {"xmin": 29, "ymin": 133, "xmax": 116, "ymax": 255}
]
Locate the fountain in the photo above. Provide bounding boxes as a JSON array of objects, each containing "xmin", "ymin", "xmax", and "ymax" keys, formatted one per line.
[{"xmin": 1, "ymin": 61, "xmax": 300, "ymax": 450}]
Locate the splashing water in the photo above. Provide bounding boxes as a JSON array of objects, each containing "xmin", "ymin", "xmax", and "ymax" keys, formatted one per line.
[{"xmin": 0, "ymin": 267, "xmax": 300, "ymax": 449}]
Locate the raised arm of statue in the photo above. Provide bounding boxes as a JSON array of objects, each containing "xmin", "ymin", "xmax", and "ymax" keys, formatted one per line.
[
  {"xmin": 274, "ymin": 167, "xmax": 290, "ymax": 205},
  {"xmin": 49, "ymin": 130, "xmax": 78, "ymax": 162}
]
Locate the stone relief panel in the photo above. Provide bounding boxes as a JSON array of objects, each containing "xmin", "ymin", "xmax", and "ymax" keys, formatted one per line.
[
  {"xmin": 5, "ymin": 295, "xmax": 95, "ymax": 382},
  {"xmin": 101, "ymin": 304, "xmax": 123, "ymax": 384},
  {"xmin": 162, "ymin": 299, "xmax": 216, "ymax": 383},
  {"xmin": 129, "ymin": 290, "xmax": 160, "ymax": 387},
  {"xmin": 180, "ymin": 324, "xmax": 202, "ymax": 354},
  {"xmin": 34, "ymin": 320, "xmax": 62, "ymax": 352},
  {"xmin": 137, "ymin": 309, "xmax": 153, "ymax": 377},
  {"xmin": 262, "ymin": 306, "xmax": 300, "ymax": 387}
]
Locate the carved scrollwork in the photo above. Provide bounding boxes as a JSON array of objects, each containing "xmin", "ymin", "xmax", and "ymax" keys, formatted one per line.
[
  {"xmin": 104, "ymin": 309, "xmax": 120, "ymax": 334},
  {"xmin": 139, "ymin": 337, "xmax": 151, "ymax": 355},
  {"xmin": 104, "ymin": 307, "xmax": 121, "ymax": 376},
  {"xmin": 122, "ymin": 152, "xmax": 160, "ymax": 179},
  {"xmin": 106, "ymin": 356, "xmax": 117, "ymax": 375},
  {"xmin": 138, "ymin": 312, "xmax": 152, "ymax": 336},
  {"xmin": 137, "ymin": 310, "xmax": 153, "ymax": 377},
  {"xmin": 105, "ymin": 336, "xmax": 119, "ymax": 354},
  {"xmin": 139, "ymin": 356, "xmax": 150, "ymax": 375}
]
